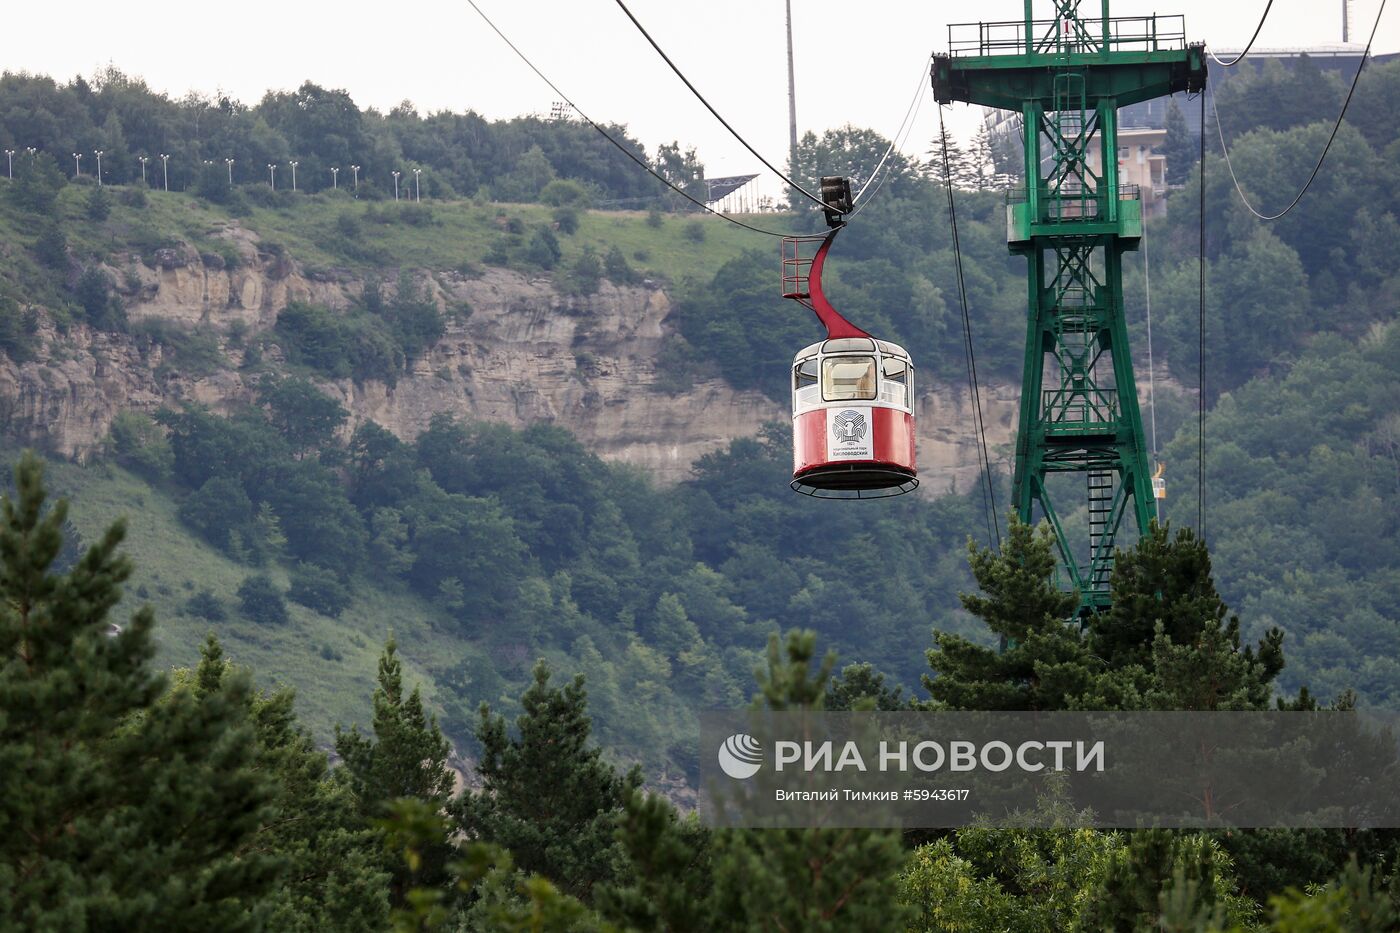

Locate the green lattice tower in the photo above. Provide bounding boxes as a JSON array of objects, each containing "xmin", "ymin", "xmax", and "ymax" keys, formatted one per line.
[{"xmin": 933, "ymin": 1, "xmax": 1206, "ymax": 617}]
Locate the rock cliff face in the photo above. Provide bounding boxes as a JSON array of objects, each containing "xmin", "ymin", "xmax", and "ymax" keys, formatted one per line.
[{"xmin": 0, "ymin": 221, "xmax": 1016, "ymax": 489}]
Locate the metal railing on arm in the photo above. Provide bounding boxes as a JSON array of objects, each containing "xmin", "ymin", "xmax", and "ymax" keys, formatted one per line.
[{"xmin": 947, "ymin": 15, "xmax": 1186, "ymax": 58}]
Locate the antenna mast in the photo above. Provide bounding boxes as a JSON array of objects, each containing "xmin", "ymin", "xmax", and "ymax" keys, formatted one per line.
[{"xmin": 785, "ymin": 0, "xmax": 799, "ymax": 178}]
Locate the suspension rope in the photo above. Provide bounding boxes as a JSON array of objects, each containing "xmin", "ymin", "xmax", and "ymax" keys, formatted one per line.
[
  {"xmin": 610, "ymin": 0, "xmax": 831, "ymax": 210},
  {"xmin": 1142, "ymin": 207, "xmax": 1161, "ymax": 526},
  {"xmin": 848, "ymin": 75, "xmax": 928, "ymax": 221},
  {"xmin": 849, "ymin": 64, "xmax": 929, "ymax": 211},
  {"xmin": 1212, "ymin": 0, "xmax": 1386, "ymax": 221},
  {"xmin": 1197, "ymin": 90, "xmax": 1206, "ymax": 538},
  {"xmin": 938, "ymin": 105, "xmax": 1000, "ymax": 549},
  {"xmin": 1208, "ymin": 1, "xmax": 1274, "ymax": 66},
  {"xmin": 465, "ymin": 0, "xmax": 800, "ymax": 237}
]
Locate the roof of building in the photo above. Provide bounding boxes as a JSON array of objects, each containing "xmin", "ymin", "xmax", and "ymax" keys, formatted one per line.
[{"xmin": 704, "ymin": 174, "xmax": 760, "ymax": 203}]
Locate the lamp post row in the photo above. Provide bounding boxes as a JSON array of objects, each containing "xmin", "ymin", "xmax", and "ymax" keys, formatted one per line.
[{"xmin": 4, "ymin": 148, "xmax": 423, "ymax": 197}]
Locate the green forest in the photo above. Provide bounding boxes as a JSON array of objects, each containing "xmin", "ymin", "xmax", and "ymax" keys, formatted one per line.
[{"xmin": 3, "ymin": 49, "xmax": 1400, "ymax": 929}]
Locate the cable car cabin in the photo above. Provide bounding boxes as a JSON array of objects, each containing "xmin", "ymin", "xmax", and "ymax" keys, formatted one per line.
[
  {"xmin": 791, "ymin": 338, "xmax": 917, "ymax": 498},
  {"xmin": 781, "ymin": 200, "xmax": 918, "ymax": 498}
]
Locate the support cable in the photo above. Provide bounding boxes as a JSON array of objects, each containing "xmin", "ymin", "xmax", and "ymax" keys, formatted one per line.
[
  {"xmin": 610, "ymin": 0, "xmax": 831, "ymax": 210},
  {"xmin": 465, "ymin": 0, "xmax": 799, "ymax": 238},
  {"xmin": 847, "ymin": 77, "xmax": 928, "ymax": 221},
  {"xmin": 1212, "ymin": 0, "xmax": 1386, "ymax": 221},
  {"xmin": 1198, "ymin": 91, "xmax": 1206, "ymax": 538},
  {"xmin": 938, "ymin": 105, "xmax": 1000, "ymax": 549},
  {"xmin": 1208, "ymin": 1, "xmax": 1274, "ymax": 66},
  {"xmin": 1142, "ymin": 208, "xmax": 1161, "ymax": 526},
  {"xmin": 848, "ymin": 64, "xmax": 930, "ymax": 213}
]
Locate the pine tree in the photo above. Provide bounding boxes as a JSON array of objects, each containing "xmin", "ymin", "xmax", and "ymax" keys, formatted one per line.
[
  {"xmin": 1162, "ymin": 99, "xmax": 1198, "ymax": 186},
  {"xmin": 1092, "ymin": 521, "xmax": 1233, "ymax": 669},
  {"xmin": 597, "ymin": 790, "xmax": 715, "ymax": 933},
  {"xmin": 1087, "ymin": 522, "xmax": 1286, "ymax": 711},
  {"xmin": 928, "ymin": 124, "xmax": 968, "ymax": 188},
  {"xmin": 1082, "ymin": 830, "xmax": 1241, "ymax": 930},
  {"xmin": 193, "ymin": 636, "xmax": 390, "ymax": 931},
  {"xmin": 337, "ymin": 638, "xmax": 455, "ymax": 810},
  {"xmin": 710, "ymin": 631, "xmax": 911, "ymax": 931},
  {"xmin": 336, "ymin": 637, "xmax": 454, "ymax": 907},
  {"xmin": 923, "ymin": 517, "xmax": 1087, "ymax": 710},
  {"xmin": 0, "ymin": 452, "xmax": 281, "ymax": 929},
  {"xmin": 453, "ymin": 660, "xmax": 642, "ymax": 902},
  {"xmin": 967, "ymin": 124, "xmax": 996, "ymax": 190}
]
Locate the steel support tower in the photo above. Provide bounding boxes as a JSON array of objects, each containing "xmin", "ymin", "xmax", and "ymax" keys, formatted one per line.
[{"xmin": 933, "ymin": 1, "xmax": 1206, "ymax": 617}]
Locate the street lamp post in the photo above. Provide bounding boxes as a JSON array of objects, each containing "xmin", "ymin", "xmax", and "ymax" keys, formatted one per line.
[
  {"xmin": 412, "ymin": 168, "xmax": 422, "ymax": 202},
  {"xmin": 3, "ymin": 149, "xmax": 12, "ymax": 179},
  {"xmin": 94, "ymin": 150, "xmax": 104, "ymax": 185},
  {"xmin": 289, "ymin": 160, "xmax": 298, "ymax": 192},
  {"xmin": 392, "ymin": 171, "xmax": 401, "ymax": 201},
  {"xmin": 72, "ymin": 152, "xmax": 82, "ymax": 177},
  {"xmin": 350, "ymin": 164, "xmax": 360, "ymax": 193},
  {"xmin": 159, "ymin": 153, "xmax": 169, "ymax": 191},
  {"xmin": 268, "ymin": 163, "xmax": 277, "ymax": 189},
  {"xmin": 330, "ymin": 167, "xmax": 339, "ymax": 189},
  {"xmin": 226, "ymin": 158, "xmax": 235, "ymax": 184},
  {"xmin": 138, "ymin": 155, "xmax": 149, "ymax": 185}
]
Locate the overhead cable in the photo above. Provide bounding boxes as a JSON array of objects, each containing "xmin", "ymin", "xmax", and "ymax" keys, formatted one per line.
[
  {"xmin": 609, "ymin": 0, "xmax": 832, "ymax": 210},
  {"xmin": 1208, "ymin": 1, "xmax": 1274, "ymax": 66},
  {"xmin": 465, "ymin": 0, "xmax": 799, "ymax": 237},
  {"xmin": 847, "ymin": 67, "xmax": 929, "ymax": 220},
  {"xmin": 851, "ymin": 64, "xmax": 929, "ymax": 205},
  {"xmin": 1141, "ymin": 209, "xmax": 1162, "ymax": 525},
  {"xmin": 1198, "ymin": 91, "xmax": 1206, "ymax": 538},
  {"xmin": 938, "ymin": 105, "xmax": 1000, "ymax": 550},
  {"xmin": 1212, "ymin": 0, "xmax": 1386, "ymax": 221}
]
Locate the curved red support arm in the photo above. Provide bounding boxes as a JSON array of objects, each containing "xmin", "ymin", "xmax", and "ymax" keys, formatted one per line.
[{"xmin": 808, "ymin": 228, "xmax": 870, "ymax": 340}]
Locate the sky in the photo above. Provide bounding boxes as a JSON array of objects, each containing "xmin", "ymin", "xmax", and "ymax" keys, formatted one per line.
[{"xmin": 1, "ymin": 1, "xmax": 1391, "ymax": 202}]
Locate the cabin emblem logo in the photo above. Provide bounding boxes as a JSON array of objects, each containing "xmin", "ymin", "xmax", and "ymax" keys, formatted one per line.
[
  {"xmin": 718, "ymin": 734, "xmax": 764, "ymax": 780},
  {"xmin": 832, "ymin": 410, "xmax": 867, "ymax": 445}
]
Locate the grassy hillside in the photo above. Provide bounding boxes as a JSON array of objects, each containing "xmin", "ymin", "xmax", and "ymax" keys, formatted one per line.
[
  {"xmin": 34, "ymin": 455, "xmax": 705, "ymax": 777},
  {"xmin": 0, "ymin": 181, "xmax": 778, "ymax": 291},
  {"xmin": 44, "ymin": 459, "xmax": 453, "ymax": 739}
]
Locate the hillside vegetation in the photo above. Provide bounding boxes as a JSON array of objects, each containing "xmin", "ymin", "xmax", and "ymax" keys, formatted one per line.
[
  {"xmin": 1, "ymin": 55, "xmax": 1399, "ymax": 748},
  {"xmin": 4, "ymin": 51, "xmax": 1400, "ymax": 929}
]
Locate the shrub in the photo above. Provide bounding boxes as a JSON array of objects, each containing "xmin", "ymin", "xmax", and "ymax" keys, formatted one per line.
[
  {"xmin": 34, "ymin": 225, "xmax": 68, "ymax": 269},
  {"xmin": 566, "ymin": 248, "xmax": 602, "ymax": 296},
  {"xmin": 241, "ymin": 183, "xmax": 283, "ymax": 208},
  {"xmin": 645, "ymin": 209, "xmax": 663, "ymax": 228},
  {"xmin": 85, "ymin": 185, "xmax": 112, "ymax": 221},
  {"xmin": 106, "ymin": 411, "xmax": 173, "ymax": 480},
  {"xmin": 336, "ymin": 212, "xmax": 362, "ymax": 240},
  {"xmin": 237, "ymin": 574, "xmax": 288, "ymax": 625},
  {"xmin": 132, "ymin": 319, "xmax": 227, "ymax": 376},
  {"xmin": 682, "ymin": 220, "xmax": 706, "ymax": 243},
  {"xmin": 398, "ymin": 203, "xmax": 434, "ymax": 227},
  {"xmin": 604, "ymin": 246, "xmax": 637, "ymax": 284},
  {"xmin": 0, "ymin": 298, "xmax": 41, "ymax": 363},
  {"xmin": 73, "ymin": 267, "xmax": 127, "ymax": 332},
  {"xmin": 552, "ymin": 206, "xmax": 579, "ymax": 235},
  {"xmin": 9, "ymin": 153, "xmax": 65, "ymax": 214},
  {"xmin": 184, "ymin": 589, "xmax": 227, "ymax": 622},
  {"xmin": 180, "ymin": 476, "xmax": 254, "ymax": 552},
  {"xmin": 540, "ymin": 179, "xmax": 591, "ymax": 208},
  {"xmin": 523, "ymin": 227, "xmax": 561, "ymax": 268},
  {"xmin": 288, "ymin": 563, "xmax": 352, "ymax": 617},
  {"xmin": 118, "ymin": 185, "xmax": 148, "ymax": 208}
]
